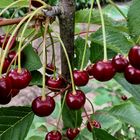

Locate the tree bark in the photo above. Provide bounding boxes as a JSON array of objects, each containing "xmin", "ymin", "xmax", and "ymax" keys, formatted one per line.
[{"xmin": 59, "ymin": 0, "xmax": 75, "ymax": 81}]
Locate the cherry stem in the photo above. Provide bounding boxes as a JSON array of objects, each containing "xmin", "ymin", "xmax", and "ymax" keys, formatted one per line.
[
  {"xmin": 51, "ymin": 27, "xmax": 76, "ymax": 93},
  {"xmin": 86, "ymin": 97, "xmax": 94, "ymax": 114},
  {"xmin": 80, "ymin": 0, "xmax": 94, "ymax": 70},
  {"xmin": 96, "ymin": 0, "xmax": 107, "ymax": 61},
  {"xmin": 75, "ymin": 30, "xmax": 96, "ymax": 36},
  {"xmin": 56, "ymin": 90, "xmax": 68, "ymax": 129},
  {"xmin": 41, "ymin": 19, "xmax": 49, "ymax": 101},
  {"xmin": 83, "ymin": 107, "xmax": 91, "ymax": 124},
  {"xmin": 108, "ymin": 0, "xmax": 127, "ymax": 21}
]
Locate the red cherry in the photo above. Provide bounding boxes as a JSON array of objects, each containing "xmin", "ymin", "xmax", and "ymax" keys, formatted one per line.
[
  {"xmin": 73, "ymin": 70, "xmax": 89, "ymax": 86},
  {"xmin": 86, "ymin": 64, "xmax": 94, "ymax": 76},
  {"xmin": 128, "ymin": 46, "xmax": 140, "ymax": 70},
  {"xmin": 45, "ymin": 130, "xmax": 62, "ymax": 140},
  {"xmin": 31, "ymin": 0, "xmax": 43, "ymax": 8},
  {"xmin": 8, "ymin": 68, "xmax": 32, "ymax": 89},
  {"xmin": 66, "ymin": 90, "xmax": 86, "ymax": 110},
  {"xmin": 32, "ymin": 96, "xmax": 55, "ymax": 117},
  {"xmin": 121, "ymin": 95, "xmax": 127, "ymax": 101},
  {"xmin": 46, "ymin": 63, "xmax": 56, "ymax": 75},
  {"xmin": 2, "ymin": 58, "xmax": 10, "ymax": 74},
  {"xmin": 112, "ymin": 54, "xmax": 129, "ymax": 72},
  {"xmin": 0, "ymin": 77, "xmax": 12, "ymax": 97},
  {"xmin": 66, "ymin": 128, "xmax": 80, "ymax": 140},
  {"xmin": 87, "ymin": 120, "xmax": 101, "ymax": 132},
  {"xmin": 46, "ymin": 76, "xmax": 65, "ymax": 91},
  {"xmin": 10, "ymin": 89, "xmax": 20, "ymax": 97},
  {"xmin": 124, "ymin": 65, "xmax": 140, "ymax": 84},
  {"xmin": 91, "ymin": 60, "xmax": 116, "ymax": 81},
  {"xmin": 0, "ymin": 35, "xmax": 16, "ymax": 50},
  {"xmin": 0, "ymin": 93, "xmax": 12, "ymax": 105}
]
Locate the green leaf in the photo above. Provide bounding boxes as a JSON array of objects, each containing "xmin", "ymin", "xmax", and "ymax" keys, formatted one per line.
[
  {"xmin": 22, "ymin": 44, "xmax": 42, "ymax": 71},
  {"xmin": 89, "ymin": 26, "xmax": 133, "ymax": 54},
  {"xmin": 127, "ymin": 0, "xmax": 140, "ymax": 39},
  {"xmin": 74, "ymin": 36, "xmax": 90, "ymax": 69},
  {"xmin": 109, "ymin": 101, "xmax": 140, "ymax": 128},
  {"xmin": 93, "ymin": 128, "xmax": 118, "ymax": 140},
  {"xmin": 114, "ymin": 74, "xmax": 140, "ymax": 102},
  {"xmin": 0, "ymin": 106, "xmax": 34, "ymax": 140},
  {"xmin": 30, "ymin": 71, "xmax": 42, "ymax": 86}
]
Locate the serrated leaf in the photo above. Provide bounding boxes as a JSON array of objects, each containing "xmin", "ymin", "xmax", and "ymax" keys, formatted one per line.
[
  {"xmin": 89, "ymin": 26, "xmax": 133, "ymax": 54},
  {"xmin": 0, "ymin": 106, "xmax": 34, "ymax": 140},
  {"xmin": 30, "ymin": 71, "xmax": 42, "ymax": 86},
  {"xmin": 127, "ymin": 0, "xmax": 140, "ymax": 39},
  {"xmin": 22, "ymin": 44, "xmax": 42, "ymax": 71}
]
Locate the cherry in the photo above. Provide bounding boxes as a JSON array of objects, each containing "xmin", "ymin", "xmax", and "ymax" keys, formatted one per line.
[
  {"xmin": 0, "ymin": 77, "xmax": 12, "ymax": 97},
  {"xmin": 46, "ymin": 63, "xmax": 56, "ymax": 75},
  {"xmin": 124, "ymin": 65, "xmax": 140, "ymax": 84},
  {"xmin": 46, "ymin": 76, "xmax": 65, "ymax": 91},
  {"xmin": 73, "ymin": 70, "xmax": 89, "ymax": 86},
  {"xmin": 10, "ymin": 89, "xmax": 20, "ymax": 97},
  {"xmin": 2, "ymin": 58, "xmax": 10, "ymax": 74},
  {"xmin": 87, "ymin": 120, "xmax": 101, "ymax": 132},
  {"xmin": 32, "ymin": 96, "xmax": 55, "ymax": 117},
  {"xmin": 0, "ymin": 93, "xmax": 12, "ymax": 105},
  {"xmin": 66, "ymin": 128, "xmax": 80, "ymax": 140},
  {"xmin": 112, "ymin": 54, "xmax": 129, "ymax": 72},
  {"xmin": 121, "ymin": 95, "xmax": 127, "ymax": 101},
  {"xmin": 91, "ymin": 60, "xmax": 116, "ymax": 81},
  {"xmin": 7, "ymin": 68, "xmax": 32, "ymax": 89},
  {"xmin": 45, "ymin": 130, "xmax": 62, "ymax": 140},
  {"xmin": 66, "ymin": 90, "xmax": 86, "ymax": 110},
  {"xmin": 86, "ymin": 64, "xmax": 94, "ymax": 76},
  {"xmin": 0, "ymin": 35, "xmax": 16, "ymax": 50},
  {"xmin": 31, "ymin": 0, "xmax": 43, "ymax": 8},
  {"xmin": 128, "ymin": 46, "xmax": 140, "ymax": 70}
]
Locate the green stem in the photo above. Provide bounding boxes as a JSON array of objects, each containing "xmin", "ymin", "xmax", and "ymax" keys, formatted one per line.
[
  {"xmin": 108, "ymin": 0, "xmax": 127, "ymax": 21},
  {"xmin": 80, "ymin": 0, "xmax": 94, "ymax": 70},
  {"xmin": 96, "ymin": 0, "xmax": 107, "ymax": 61}
]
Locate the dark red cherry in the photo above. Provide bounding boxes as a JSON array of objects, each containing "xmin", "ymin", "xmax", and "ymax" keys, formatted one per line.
[
  {"xmin": 31, "ymin": 0, "xmax": 43, "ymax": 8},
  {"xmin": 10, "ymin": 89, "xmax": 20, "ymax": 97},
  {"xmin": 73, "ymin": 70, "xmax": 89, "ymax": 86},
  {"xmin": 112, "ymin": 54, "xmax": 129, "ymax": 72},
  {"xmin": 66, "ymin": 128, "xmax": 80, "ymax": 140},
  {"xmin": 66, "ymin": 90, "xmax": 86, "ymax": 110},
  {"xmin": 0, "ymin": 35, "xmax": 16, "ymax": 50},
  {"xmin": 128, "ymin": 46, "xmax": 140, "ymax": 70},
  {"xmin": 121, "ymin": 95, "xmax": 127, "ymax": 101},
  {"xmin": 86, "ymin": 64, "xmax": 94, "ymax": 76},
  {"xmin": 45, "ymin": 130, "xmax": 62, "ymax": 140},
  {"xmin": 124, "ymin": 65, "xmax": 140, "ymax": 84},
  {"xmin": 0, "ymin": 77, "xmax": 12, "ymax": 97},
  {"xmin": 2, "ymin": 58, "xmax": 10, "ymax": 74},
  {"xmin": 46, "ymin": 76, "xmax": 65, "ymax": 91},
  {"xmin": 46, "ymin": 63, "xmax": 56, "ymax": 75},
  {"xmin": 32, "ymin": 96, "xmax": 55, "ymax": 117},
  {"xmin": 91, "ymin": 60, "xmax": 116, "ymax": 81},
  {"xmin": 7, "ymin": 68, "xmax": 32, "ymax": 89},
  {"xmin": 87, "ymin": 120, "xmax": 101, "ymax": 132},
  {"xmin": 0, "ymin": 93, "xmax": 12, "ymax": 105}
]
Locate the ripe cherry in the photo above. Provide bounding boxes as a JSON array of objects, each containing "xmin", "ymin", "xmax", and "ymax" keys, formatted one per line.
[
  {"xmin": 121, "ymin": 95, "xmax": 127, "ymax": 101},
  {"xmin": 45, "ymin": 130, "xmax": 62, "ymax": 140},
  {"xmin": 86, "ymin": 64, "xmax": 94, "ymax": 76},
  {"xmin": 8, "ymin": 68, "xmax": 32, "ymax": 89},
  {"xmin": 32, "ymin": 96, "xmax": 55, "ymax": 117},
  {"xmin": 31, "ymin": 0, "xmax": 43, "ymax": 8},
  {"xmin": 46, "ymin": 76, "xmax": 65, "ymax": 91},
  {"xmin": 46, "ymin": 63, "xmax": 56, "ymax": 75},
  {"xmin": 124, "ymin": 65, "xmax": 140, "ymax": 84},
  {"xmin": 87, "ymin": 120, "xmax": 101, "ymax": 132},
  {"xmin": 2, "ymin": 58, "xmax": 10, "ymax": 74},
  {"xmin": 73, "ymin": 70, "xmax": 89, "ymax": 86},
  {"xmin": 128, "ymin": 46, "xmax": 140, "ymax": 70},
  {"xmin": 112, "ymin": 54, "xmax": 129, "ymax": 72},
  {"xmin": 91, "ymin": 60, "xmax": 116, "ymax": 81},
  {"xmin": 10, "ymin": 89, "xmax": 20, "ymax": 97},
  {"xmin": 66, "ymin": 128, "xmax": 80, "ymax": 140},
  {"xmin": 0, "ymin": 93, "xmax": 12, "ymax": 105},
  {"xmin": 66, "ymin": 90, "xmax": 86, "ymax": 110}
]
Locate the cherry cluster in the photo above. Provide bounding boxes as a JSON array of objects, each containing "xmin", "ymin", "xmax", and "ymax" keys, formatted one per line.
[{"xmin": 0, "ymin": 34, "xmax": 32, "ymax": 104}]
